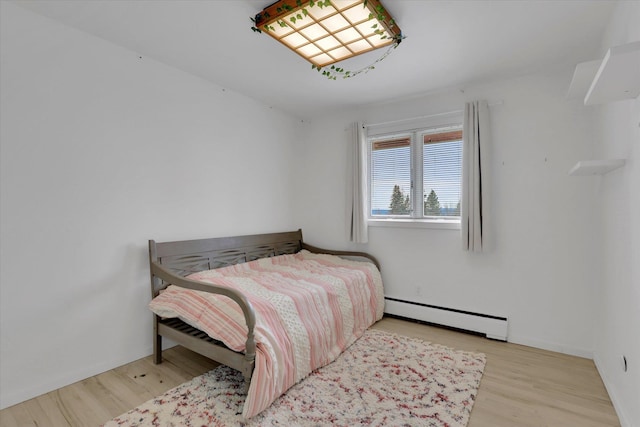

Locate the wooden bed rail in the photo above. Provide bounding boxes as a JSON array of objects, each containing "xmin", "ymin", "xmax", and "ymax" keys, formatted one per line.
[
  {"xmin": 150, "ymin": 263, "xmax": 257, "ymax": 350},
  {"xmin": 301, "ymin": 243, "xmax": 381, "ymax": 271},
  {"xmin": 149, "ymin": 260, "xmax": 257, "ymax": 385}
]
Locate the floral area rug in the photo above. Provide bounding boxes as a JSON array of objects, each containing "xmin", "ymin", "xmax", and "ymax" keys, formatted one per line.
[{"xmin": 104, "ymin": 329, "xmax": 486, "ymax": 427}]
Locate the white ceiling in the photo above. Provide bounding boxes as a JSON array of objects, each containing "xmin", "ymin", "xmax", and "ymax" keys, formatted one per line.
[{"xmin": 14, "ymin": 0, "xmax": 616, "ymax": 118}]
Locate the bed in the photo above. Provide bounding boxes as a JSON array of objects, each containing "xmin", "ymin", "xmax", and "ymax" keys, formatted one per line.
[{"xmin": 148, "ymin": 229, "xmax": 383, "ymax": 418}]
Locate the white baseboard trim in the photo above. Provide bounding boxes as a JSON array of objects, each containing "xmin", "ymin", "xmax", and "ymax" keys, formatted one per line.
[
  {"xmin": 384, "ymin": 297, "xmax": 508, "ymax": 341},
  {"xmin": 0, "ymin": 346, "xmax": 153, "ymax": 410},
  {"xmin": 593, "ymin": 354, "xmax": 631, "ymax": 427}
]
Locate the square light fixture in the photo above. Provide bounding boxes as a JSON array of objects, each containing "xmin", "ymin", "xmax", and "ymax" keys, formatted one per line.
[{"xmin": 254, "ymin": 0, "xmax": 401, "ymax": 68}]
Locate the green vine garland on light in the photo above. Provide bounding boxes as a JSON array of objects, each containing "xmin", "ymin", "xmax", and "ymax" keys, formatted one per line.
[{"xmin": 251, "ymin": 0, "xmax": 404, "ymax": 80}]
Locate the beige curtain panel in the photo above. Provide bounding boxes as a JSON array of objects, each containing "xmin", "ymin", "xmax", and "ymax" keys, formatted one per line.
[
  {"xmin": 462, "ymin": 100, "xmax": 489, "ymax": 252},
  {"xmin": 348, "ymin": 122, "xmax": 368, "ymax": 243}
]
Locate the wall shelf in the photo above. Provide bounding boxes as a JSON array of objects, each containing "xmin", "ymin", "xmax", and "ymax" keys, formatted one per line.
[
  {"xmin": 567, "ymin": 60, "xmax": 600, "ymax": 100},
  {"xmin": 569, "ymin": 41, "xmax": 640, "ymax": 105},
  {"xmin": 569, "ymin": 160, "xmax": 625, "ymax": 176}
]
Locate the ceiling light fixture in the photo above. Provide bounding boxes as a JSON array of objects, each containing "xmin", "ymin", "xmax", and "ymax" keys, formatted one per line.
[{"xmin": 252, "ymin": 0, "xmax": 402, "ymax": 71}]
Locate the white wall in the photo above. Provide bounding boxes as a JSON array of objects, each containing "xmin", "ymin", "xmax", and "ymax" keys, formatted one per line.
[
  {"xmin": 293, "ymin": 68, "xmax": 601, "ymax": 358},
  {"xmin": 592, "ymin": 2, "xmax": 640, "ymax": 426},
  {"xmin": 0, "ymin": 2, "xmax": 298, "ymax": 409},
  {"xmin": 3, "ymin": 1, "xmax": 635, "ymax": 422}
]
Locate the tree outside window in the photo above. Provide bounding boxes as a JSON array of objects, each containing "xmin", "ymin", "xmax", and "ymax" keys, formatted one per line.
[
  {"xmin": 424, "ymin": 190, "xmax": 441, "ymax": 216},
  {"xmin": 389, "ymin": 185, "xmax": 411, "ymax": 215}
]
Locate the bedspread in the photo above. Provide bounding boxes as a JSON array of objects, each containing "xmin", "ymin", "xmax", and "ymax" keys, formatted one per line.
[{"xmin": 148, "ymin": 250, "xmax": 384, "ymax": 418}]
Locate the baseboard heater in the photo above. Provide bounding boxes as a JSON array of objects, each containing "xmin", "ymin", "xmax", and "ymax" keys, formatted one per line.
[{"xmin": 384, "ymin": 297, "xmax": 508, "ymax": 341}]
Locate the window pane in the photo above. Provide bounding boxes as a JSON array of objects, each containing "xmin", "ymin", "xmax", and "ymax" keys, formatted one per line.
[
  {"xmin": 371, "ymin": 137, "xmax": 411, "ymax": 216},
  {"xmin": 423, "ymin": 132, "xmax": 462, "ymax": 217}
]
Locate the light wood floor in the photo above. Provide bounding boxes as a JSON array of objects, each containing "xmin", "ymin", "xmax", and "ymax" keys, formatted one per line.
[{"xmin": 1, "ymin": 316, "xmax": 620, "ymax": 426}]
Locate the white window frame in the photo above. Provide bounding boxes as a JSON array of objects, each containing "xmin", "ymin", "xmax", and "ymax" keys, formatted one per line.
[{"xmin": 366, "ymin": 115, "xmax": 463, "ymax": 230}]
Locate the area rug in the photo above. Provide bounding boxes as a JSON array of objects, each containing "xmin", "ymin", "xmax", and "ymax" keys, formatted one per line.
[{"xmin": 104, "ymin": 329, "xmax": 486, "ymax": 427}]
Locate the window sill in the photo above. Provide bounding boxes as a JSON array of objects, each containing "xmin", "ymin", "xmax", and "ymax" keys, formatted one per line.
[{"xmin": 368, "ymin": 218, "xmax": 461, "ymax": 230}]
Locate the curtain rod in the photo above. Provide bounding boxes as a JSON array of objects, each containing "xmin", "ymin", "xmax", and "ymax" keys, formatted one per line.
[{"xmin": 363, "ymin": 100, "xmax": 503, "ymax": 128}]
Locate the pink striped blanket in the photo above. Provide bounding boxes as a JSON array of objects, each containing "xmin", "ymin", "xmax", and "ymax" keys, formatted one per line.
[{"xmin": 148, "ymin": 250, "xmax": 384, "ymax": 418}]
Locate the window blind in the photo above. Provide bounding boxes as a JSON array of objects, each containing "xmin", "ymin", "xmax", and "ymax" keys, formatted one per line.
[
  {"xmin": 423, "ymin": 130, "xmax": 462, "ymax": 217},
  {"xmin": 371, "ymin": 137, "xmax": 411, "ymax": 215}
]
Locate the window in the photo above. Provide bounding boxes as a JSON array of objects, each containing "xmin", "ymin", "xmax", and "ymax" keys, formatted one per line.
[{"xmin": 369, "ymin": 125, "xmax": 462, "ymax": 224}]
